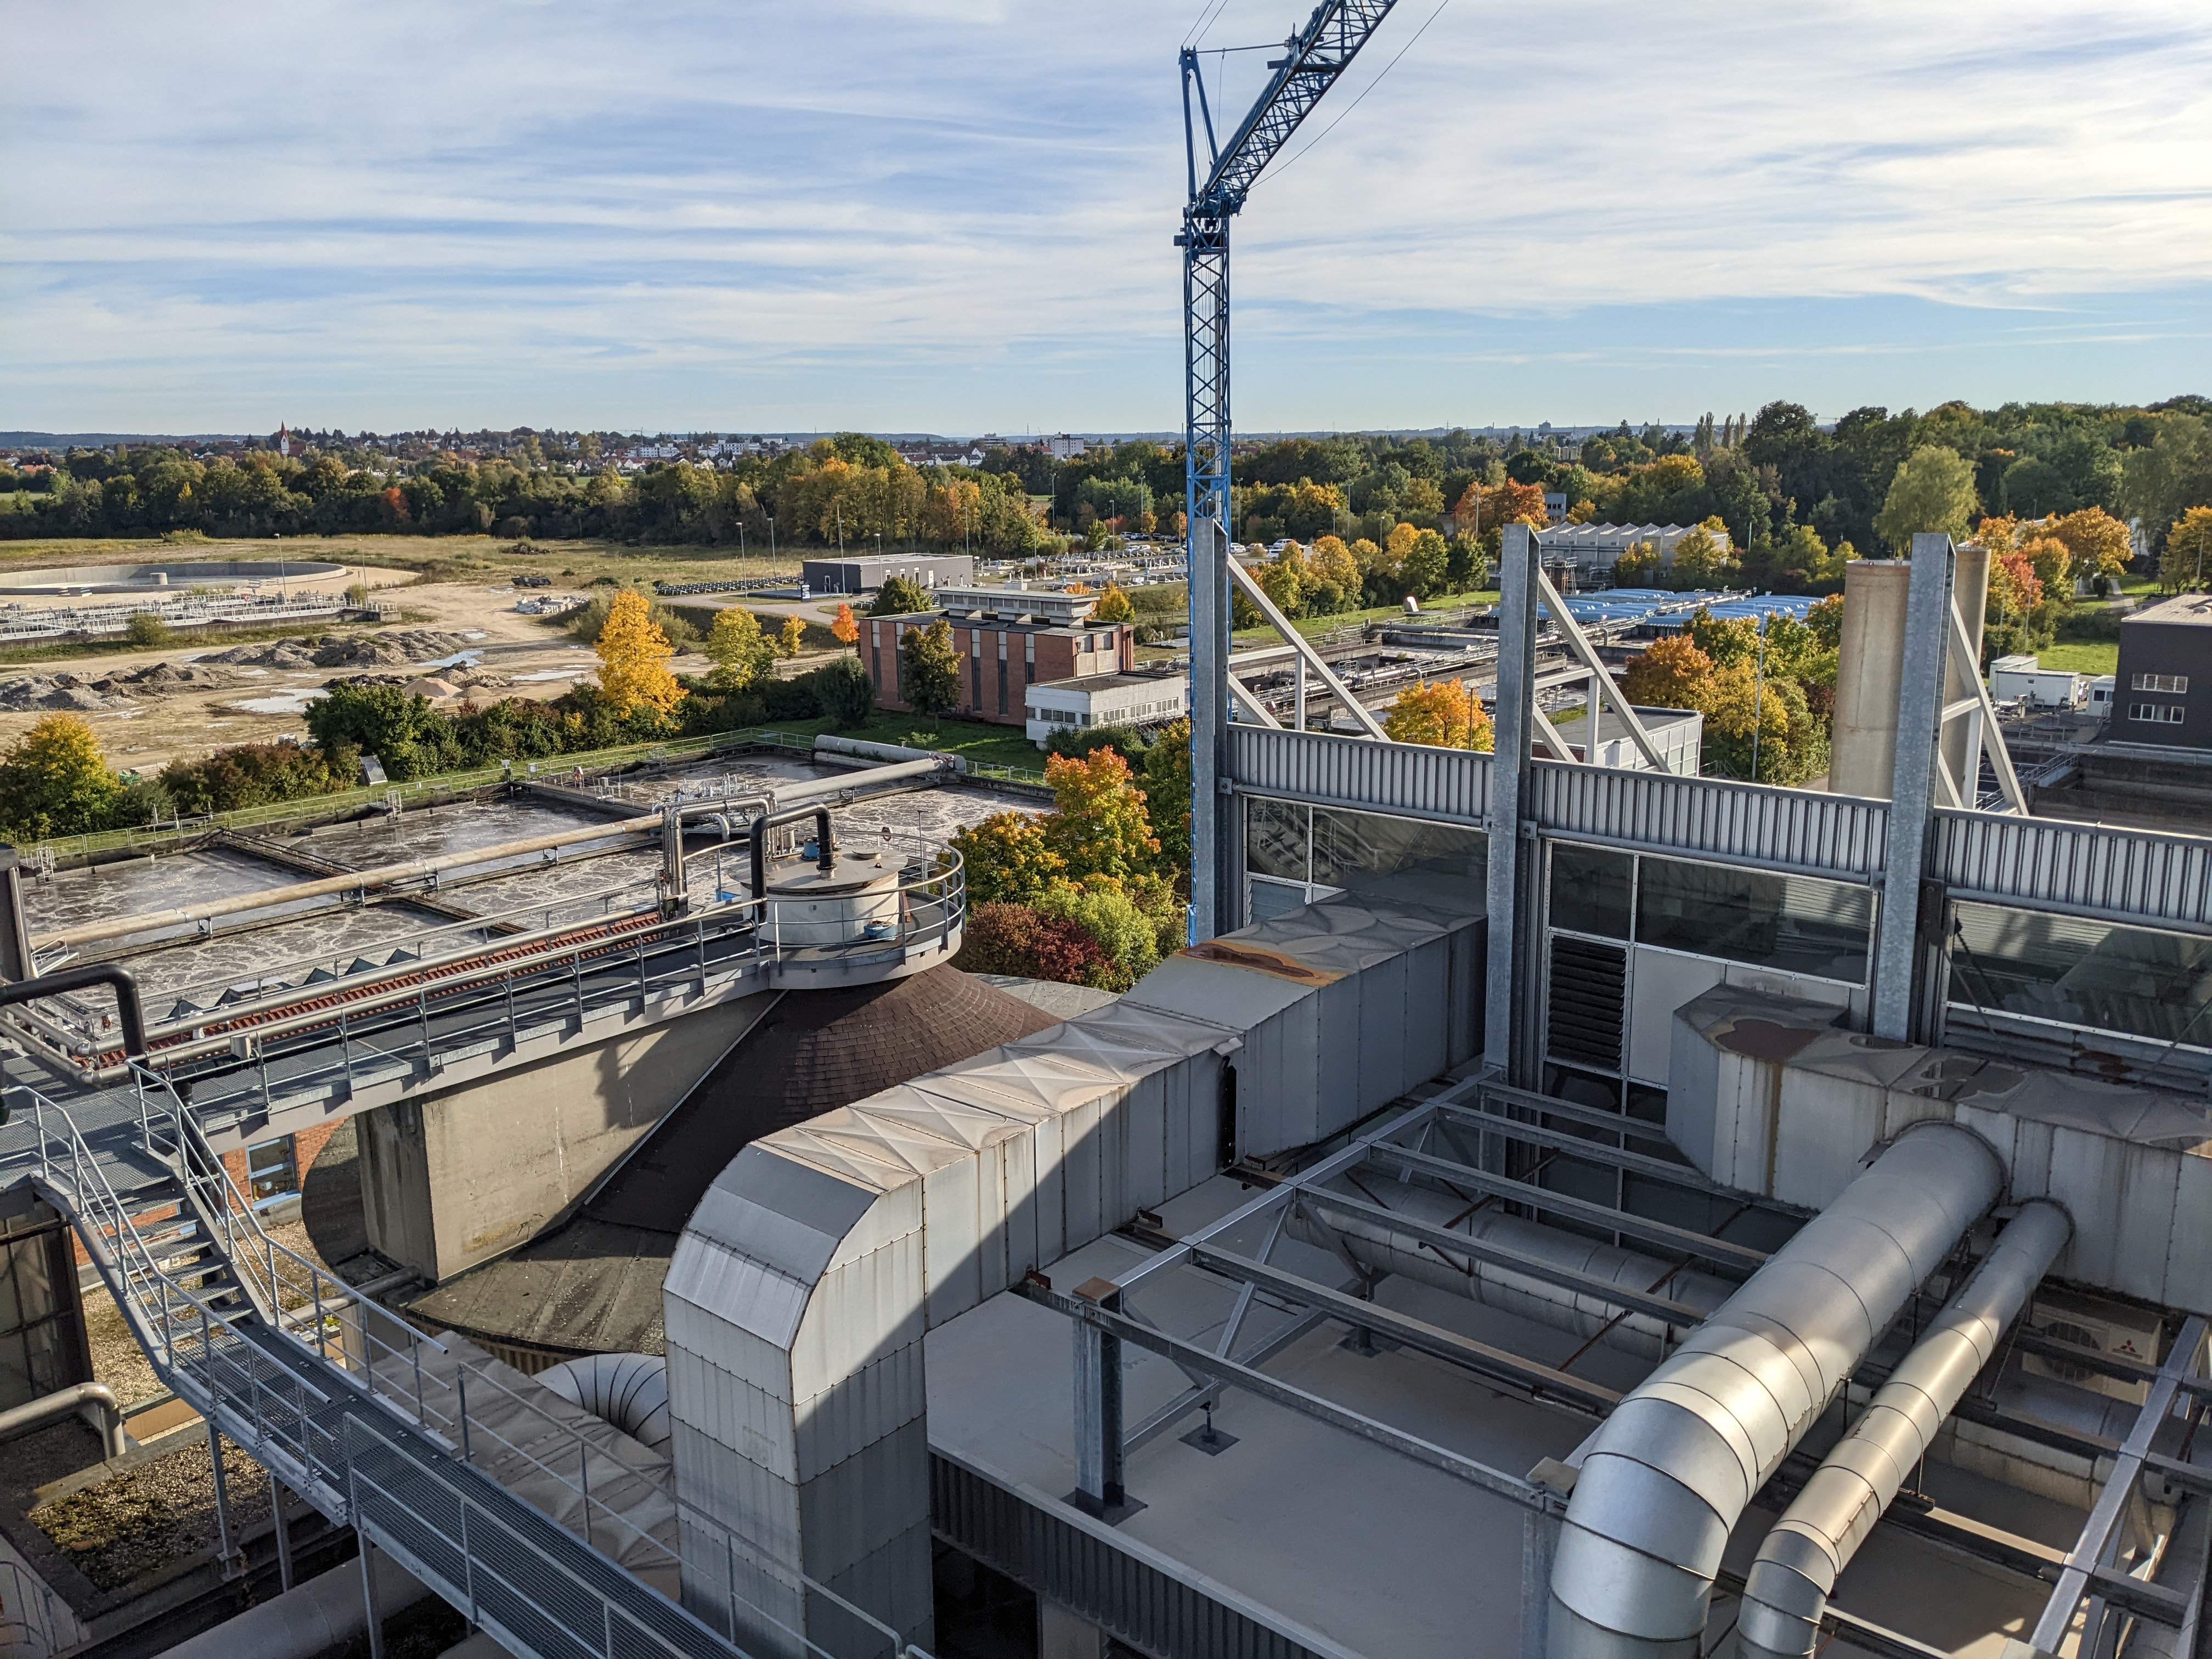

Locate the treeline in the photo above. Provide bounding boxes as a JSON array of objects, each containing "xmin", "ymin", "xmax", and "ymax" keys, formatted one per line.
[
  {"xmin": 0, "ymin": 651, "xmax": 874, "ymax": 841},
  {"xmin": 0, "ymin": 433, "xmax": 1048, "ymax": 552}
]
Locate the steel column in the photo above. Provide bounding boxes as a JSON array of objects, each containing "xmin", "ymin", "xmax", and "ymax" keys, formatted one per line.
[
  {"xmin": 1872, "ymin": 535, "xmax": 1953, "ymax": 1040},
  {"xmin": 1069, "ymin": 1279, "xmax": 1131, "ymax": 1520},
  {"xmin": 1486, "ymin": 524, "xmax": 1538, "ymax": 1077}
]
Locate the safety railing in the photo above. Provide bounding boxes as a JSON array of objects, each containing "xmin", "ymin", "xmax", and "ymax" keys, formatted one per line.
[
  {"xmin": 0, "ymin": 1553, "xmax": 79, "ymax": 1659},
  {"xmin": 114, "ymin": 1071, "xmax": 937, "ymax": 1659}
]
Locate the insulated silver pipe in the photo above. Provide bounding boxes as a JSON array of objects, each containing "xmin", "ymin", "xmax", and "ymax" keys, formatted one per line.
[
  {"xmin": 1285, "ymin": 1184, "xmax": 1734, "ymax": 1361},
  {"xmin": 1547, "ymin": 1121, "xmax": 2005, "ymax": 1658},
  {"xmin": 0, "ymin": 1380, "xmax": 126, "ymax": 1461},
  {"xmin": 1736, "ymin": 1199, "xmax": 2072, "ymax": 1659}
]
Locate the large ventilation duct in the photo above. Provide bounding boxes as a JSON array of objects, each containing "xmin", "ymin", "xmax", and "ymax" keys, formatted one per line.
[
  {"xmin": 533, "ymin": 1353, "xmax": 671, "ymax": 1454},
  {"xmin": 1736, "ymin": 1198, "xmax": 2071, "ymax": 1659},
  {"xmin": 1546, "ymin": 1122, "xmax": 2004, "ymax": 1658},
  {"xmin": 1285, "ymin": 1184, "xmax": 1734, "ymax": 1361}
]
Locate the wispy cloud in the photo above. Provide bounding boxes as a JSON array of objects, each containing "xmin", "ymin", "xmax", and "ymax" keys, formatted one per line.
[{"xmin": 1, "ymin": 0, "xmax": 2207, "ymax": 431}]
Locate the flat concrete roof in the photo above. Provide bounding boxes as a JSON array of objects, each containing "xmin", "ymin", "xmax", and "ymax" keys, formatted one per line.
[
  {"xmin": 2125, "ymin": 594, "xmax": 2212, "ymax": 629},
  {"xmin": 924, "ymin": 1171, "xmax": 2078, "ymax": 1659}
]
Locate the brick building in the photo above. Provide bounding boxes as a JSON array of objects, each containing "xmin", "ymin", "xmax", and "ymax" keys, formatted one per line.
[{"xmin": 864, "ymin": 587, "xmax": 1137, "ymax": 726}]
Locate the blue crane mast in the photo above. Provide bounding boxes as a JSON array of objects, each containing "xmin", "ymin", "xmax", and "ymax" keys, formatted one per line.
[{"xmin": 1181, "ymin": 1, "xmax": 1400, "ymax": 939}]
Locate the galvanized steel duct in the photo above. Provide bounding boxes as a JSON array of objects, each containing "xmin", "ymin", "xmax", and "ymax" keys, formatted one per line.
[
  {"xmin": 1546, "ymin": 1121, "xmax": 2004, "ymax": 1657},
  {"xmin": 533, "ymin": 1353, "xmax": 671, "ymax": 1454},
  {"xmin": 1285, "ymin": 1184, "xmax": 1734, "ymax": 1361},
  {"xmin": 1736, "ymin": 1198, "xmax": 2071, "ymax": 1659}
]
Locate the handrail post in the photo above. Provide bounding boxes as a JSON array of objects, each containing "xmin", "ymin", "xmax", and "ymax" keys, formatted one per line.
[{"xmin": 458, "ymin": 1364, "xmax": 472, "ymax": 1463}]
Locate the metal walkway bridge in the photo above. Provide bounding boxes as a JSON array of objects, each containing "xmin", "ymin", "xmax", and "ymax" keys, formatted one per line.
[{"xmin": 0, "ymin": 1069, "xmax": 929, "ymax": 1659}]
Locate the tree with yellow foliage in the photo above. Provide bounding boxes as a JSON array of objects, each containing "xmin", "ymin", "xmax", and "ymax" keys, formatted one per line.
[
  {"xmin": 594, "ymin": 591, "xmax": 684, "ymax": 718},
  {"xmin": 831, "ymin": 602, "xmax": 860, "ymax": 646},
  {"xmin": 1451, "ymin": 478, "xmax": 1548, "ymax": 544},
  {"xmin": 2047, "ymin": 507, "xmax": 2131, "ymax": 581},
  {"xmin": 0, "ymin": 713, "xmax": 120, "ymax": 839},
  {"xmin": 777, "ymin": 615, "xmax": 806, "ymax": 658},
  {"xmin": 704, "ymin": 606, "xmax": 776, "ymax": 691},
  {"xmin": 1383, "ymin": 679, "xmax": 1493, "ymax": 751},
  {"xmin": 2160, "ymin": 506, "xmax": 2212, "ymax": 592},
  {"xmin": 1093, "ymin": 583, "xmax": 1135, "ymax": 623}
]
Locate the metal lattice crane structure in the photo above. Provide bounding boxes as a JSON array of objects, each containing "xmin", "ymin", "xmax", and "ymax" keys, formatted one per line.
[{"xmin": 1181, "ymin": 1, "xmax": 1401, "ymax": 939}]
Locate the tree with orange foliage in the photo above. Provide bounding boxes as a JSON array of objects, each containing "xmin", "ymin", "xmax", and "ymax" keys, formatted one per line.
[
  {"xmin": 1040, "ymin": 746, "xmax": 1159, "ymax": 884},
  {"xmin": 1383, "ymin": 680, "xmax": 1493, "ymax": 751},
  {"xmin": 1620, "ymin": 635, "xmax": 1716, "ymax": 712},
  {"xmin": 1451, "ymin": 478, "xmax": 1548, "ymax": 543},
  {"xmin": 831, "ymin": 602, "xmax": 859, "ymax": 646},
  {"xmin": 2046, "ymin": 507, "xmax": 2131, "ymax": 580}
]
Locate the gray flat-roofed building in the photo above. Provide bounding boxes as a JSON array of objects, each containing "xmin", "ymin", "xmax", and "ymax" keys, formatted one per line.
[
  {"xmin": 800, "ymin": 553, "xmax": 974, "ymax": 595},
  {"xmin": 1532, "ymin": 522, "xmax": 1729, "ymax": 569},
  {"xmin": 2112, "ymin": 592, "xmax": 2212, "ymax": 748}
]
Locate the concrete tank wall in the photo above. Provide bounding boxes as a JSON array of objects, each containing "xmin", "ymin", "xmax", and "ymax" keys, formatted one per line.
[
  {"xmin": 359, "ymin": 990, "xmax": 778, "ymax": 1282},
  {"xmin": 1830, "ymin": 559, "xmax": 1912, "ymax": 799}
]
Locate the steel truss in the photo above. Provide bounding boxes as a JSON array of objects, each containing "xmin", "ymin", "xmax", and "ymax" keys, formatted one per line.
[{"xmin": 1022, "ymin": 1073, "xmax": 2212, "ymax": 1658}]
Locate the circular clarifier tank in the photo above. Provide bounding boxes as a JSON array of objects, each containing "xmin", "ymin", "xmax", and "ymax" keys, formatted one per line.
[{"xmin": 0, "ymin": 558, "xmax": 348, "ymax": 596}]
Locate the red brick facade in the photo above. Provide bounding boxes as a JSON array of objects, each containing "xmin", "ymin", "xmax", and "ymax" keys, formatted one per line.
[{"xmin": 864, "ymin": 614, "xmax": 1137, "ymax": 726}]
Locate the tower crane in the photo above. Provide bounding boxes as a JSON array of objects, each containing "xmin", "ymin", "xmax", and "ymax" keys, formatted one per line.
[{"xmin": 1181, "ymin": 2, "xmax": 1401, "ymax": 939}]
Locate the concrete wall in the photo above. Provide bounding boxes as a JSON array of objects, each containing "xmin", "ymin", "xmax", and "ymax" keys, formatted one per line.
[{"xmin": 360, "ymin": 991, "xmax": 777, "ymax": 1282}]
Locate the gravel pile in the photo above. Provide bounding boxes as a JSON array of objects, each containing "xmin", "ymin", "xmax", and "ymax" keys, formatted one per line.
[
  {"xmin": 205, "ymin": 630, "xmax": 475, "ymax": 670},
  {"xmin": 0, "ymin": 662, "xmax": 243, "ymax": 710}
]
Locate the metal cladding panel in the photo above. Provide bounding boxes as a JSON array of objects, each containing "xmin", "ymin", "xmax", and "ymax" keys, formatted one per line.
[
  {"xmin": 1533, "ymin": 762, "xmax": 1888, "ymax": 877},
  {"xmin": 1119, "ymin": 953, "xmax": 1316, "ymax": 1032},
  {"xmin": 1933, "ymin": 808, "xmax": 2212, "ymax": 929},
  {"xmin": 1227, "ymin": 724, "xmax": 1490, "ymax": 822},
  {"xmin": 930, "ymin": 1452, "xmax": 1348, "ymax": 1659},
  {"xmin": 891, "ymin": 1075, "xmax": 1043, "ymax": 1285}
]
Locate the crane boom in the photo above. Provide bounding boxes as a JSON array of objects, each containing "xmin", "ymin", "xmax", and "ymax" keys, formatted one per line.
[{"xmin": 1181, "ymin": 0, "xmax": 1401, "ymax": 941}]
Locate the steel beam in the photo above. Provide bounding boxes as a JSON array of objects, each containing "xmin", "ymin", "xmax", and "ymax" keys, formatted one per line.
[
  {"xmin": 1486, "ymin": 524, "xmax": 1539, "ymax": 1077},
  {"xmin": 1295, "ymin": 1187, "xmax": 1709, "ymax": 1325},
  {"xmin": 1357, "ymin": 1143, "xmax": 1769, "ymax": 1273},
  {"xmin": 1442, "ymin": 1099, "xmax": 1815, "ymax": 1215},
  {"xmin": 1226, "ymin": 558, "xmax": 1385, "ymax": 739},
  {"xmin": 1023, "ymin": 1279, "xmax": 1544, "ymax": 1505},
  {"xmin": 2029, "ymin": 1313, "xmax": 2209, "ymax": 1650},
  {"xmin": 1183, "ymin": 1243, "xmax": 1621, "ymax": 1414},
  {"xmin": 1872, "ymin": 534, "xmax": 1954, "ymax": 1039},
  {"xmin": 1531, "ymin": 565, "xmax": 1669, "ymax": 772}
]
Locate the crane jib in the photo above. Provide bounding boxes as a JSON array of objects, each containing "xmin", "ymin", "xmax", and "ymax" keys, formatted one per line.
[{"xmin": 1179, "ymin": 0, "xmax": 1406, "ymax": 943}]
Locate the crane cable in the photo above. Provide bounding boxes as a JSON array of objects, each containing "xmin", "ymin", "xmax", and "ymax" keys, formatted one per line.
[{"xmin": 1268, "ymin": 0, "xmax": 1454, "ymax": 182}]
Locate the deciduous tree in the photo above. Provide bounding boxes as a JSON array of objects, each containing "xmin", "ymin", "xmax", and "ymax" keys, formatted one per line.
[
  {"xmin": 1874, "ymin": 445, "xmax": 1979, "ymax": 551},
  {"xmin": 831, "ymin": 602, "xmax": 860, "ymax": 646},
  {"xmin": 1041, "ymin": 746, "xmax": 1159, "ymax": 884},
  {"xmin": 870, "ymin": 575, "xmax": 932, "ymax": 617},
  {"xmin": 898, "ymin": 617, "xmax": 961, "ymax": 717},
  {"xmin": 1382, "ymin": 679, "xmax": 1494, "ymax": 751},
  {"xmin": 949, "ymin": 812, "xmax": 1066, "ymax": 904},
  {"xmin": 704, "ymin": 606, "xmax": 775, "ymax": 691},
  {"xmin": 778, "ymin": 616, "xmax": 806, "ymax": 657},
  {"xmin": 595, "ymin": 591, "xmax": 684, "ymax": 718},
  {"xmin": 2047, "ymin": 507, "xmax": 2131, "ymax": 580},
  {"xmin": 2161, "ymin": 506, "xmax": 2212, "ymax": 592},
  {"xmin": 1620, "ymin": 635, "xmax": 1714, "ymax": 712},
  {"xmin": 1093, "ymin": 584, "xmax": 1135, "ymax": 623},
  {"xmin": 0, "ymin": 714, "xmax": 119, "ymax": 839}
]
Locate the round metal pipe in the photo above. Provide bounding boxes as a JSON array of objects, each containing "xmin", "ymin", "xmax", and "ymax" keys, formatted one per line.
[
  {"xmin": 160, "ymin": 1547, "xmax": 435, "ymax": 1659},
  {"xmin": 533, "ymin": 1353, "xmax": 670, "ymax": 1454},
  {"xmin": 0, "ymin": 1380, "xmax": 126, "ymax": 1462},
  {"xmin": 1736, "ymin": 1199, "xmax": 2071, "ymax": 1659},
  {"xmin": 1547, "ymin": 1121, "xmax": 2005, "ymax": 1658}
]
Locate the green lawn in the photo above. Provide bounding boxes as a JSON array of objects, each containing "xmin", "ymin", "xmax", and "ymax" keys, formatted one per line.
[
  {"xmin": 2034, "ymin": 641, "xmax": 2118, "ymax": 676},
  {"xmin": 765, "ymin": 709, "xmax": 1048, "ymax": 777}
]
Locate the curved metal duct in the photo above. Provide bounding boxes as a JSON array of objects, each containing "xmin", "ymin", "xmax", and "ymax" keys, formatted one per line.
[
  {"xmin": 1286, "ymin": 1184, "xmax": 1734, "ymax": 1361},
  {"xmin": 1547, "ymin": 1121, "xmax": 2004, "ymax": 1658},
  {"xmin": 1737, "ymin": 1199, "xmax": 2072, "ymax": 1659},
  {"xmin": 534, "ymin": 1353, "xmax": 671, "ymax": 1454}
]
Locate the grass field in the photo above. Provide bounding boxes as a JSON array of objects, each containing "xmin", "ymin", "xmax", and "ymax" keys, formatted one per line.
[
  {"xmin": 2035, "ymin": 641, "xmax": 2119, "ymax": 676},
  {"xmin": 772, "ymin": 709, "xmax": 1049, "ymax": 776}
]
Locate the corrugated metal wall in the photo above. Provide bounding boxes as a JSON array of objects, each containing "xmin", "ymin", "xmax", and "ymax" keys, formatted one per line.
[
  {"xmin": 1933, "ymin": 809, "xmax": 2212, "ymax": 932},
  {"xmin": 1527, "ymin": 763, "xmax": 1888, "ymax": 878},
  {"xmin": 1227, "ymin": 726, "xmax": 1489, "ymax": 823},
  {"xmin": 930, "ymin": 1453, "xmax": 1348, "ymax": 1659}
]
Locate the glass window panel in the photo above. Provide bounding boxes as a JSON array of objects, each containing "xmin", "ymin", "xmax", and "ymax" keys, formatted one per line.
[
  {"xmin": 1635, "ymin": 856, "xmax": 1872, "ymax": 983},
  {"xmin": 247, "ymin": 1136, "xmax": 300, "ymax": 1201},
  {"xmin": 1550, "ymin": 844, "xmax": 1633, "ymax": 939},
  {"xmin": 1244, "ymin": 797, "xmax": 1310, "ymax": 885},
  {"xmin": 1310, "ymin": 807, "xmax": 1487, "ymax": 911},
  {"xmin": 1949, "ymin": 901, "xmax": 2212, "ymax": 1047}
]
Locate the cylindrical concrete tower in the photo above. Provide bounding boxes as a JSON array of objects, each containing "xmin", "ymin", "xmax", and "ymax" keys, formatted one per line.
[{"xmin": 1830, "ymin": 558, "xmax": 1912, "ymax": 799}]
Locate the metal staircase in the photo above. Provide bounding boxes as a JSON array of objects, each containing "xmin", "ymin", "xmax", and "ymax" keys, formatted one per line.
[{"xmin": 5, "ymin": 1072, "xmax": 931, "ymax": 1659}]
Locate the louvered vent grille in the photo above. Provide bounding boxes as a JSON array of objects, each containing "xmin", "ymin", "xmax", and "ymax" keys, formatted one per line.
[{"xmin": 1547, "ymin": 936, "xmax": 1627, "ymax": 1073}]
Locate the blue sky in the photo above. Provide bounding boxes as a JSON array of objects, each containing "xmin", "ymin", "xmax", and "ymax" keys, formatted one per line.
[{"xmin": 3, "ymin": 1, "xmax": 2209, "ymax": 435}]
